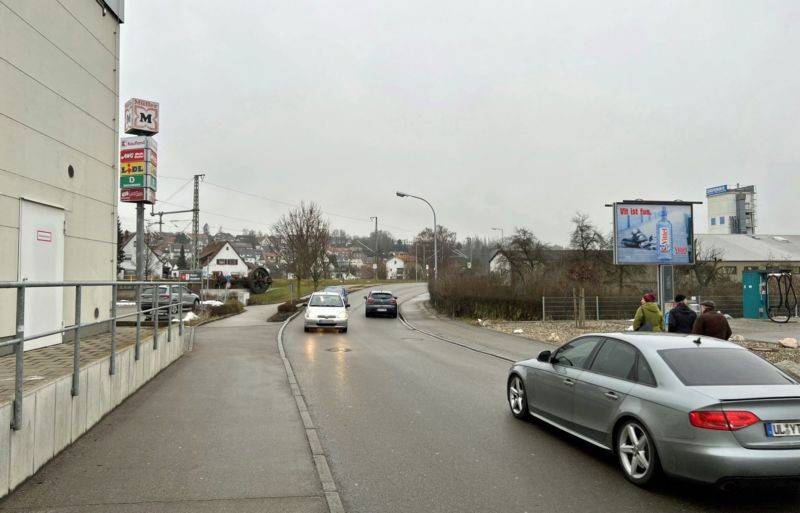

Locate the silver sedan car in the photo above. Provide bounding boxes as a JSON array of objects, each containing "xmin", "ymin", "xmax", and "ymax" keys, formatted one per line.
[{"xmin": 507, "ymin": 333, "xmax": 800, "ymax": 486}]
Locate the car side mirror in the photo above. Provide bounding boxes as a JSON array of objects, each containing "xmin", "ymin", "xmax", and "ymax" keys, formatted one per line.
[
  {"xmin": 363, "ymin": 296, "xmax": 367, "ymax": 300},
  {"xmin": 537, "ymin": 350, "xmax": 552, "ymax": 363},
  {"xmin": 394, "ymin": 296, "xmax": 398, "ymax": 299}
]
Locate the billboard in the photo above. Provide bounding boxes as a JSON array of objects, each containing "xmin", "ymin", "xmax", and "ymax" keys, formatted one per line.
[
  {"xmin": 124, "ymin": 98, "xmax": 160, "ymax": 135},
  {"xmin": 119, "ymin": 135, "xmax": 158, "ymax": 204},
  {"xmin": 120, "ymin": 187, "xmax": 156, "ymax": 204},
  {"xmin": 613, "ymin": 202, "xmax": 694, "ymax": 265}
]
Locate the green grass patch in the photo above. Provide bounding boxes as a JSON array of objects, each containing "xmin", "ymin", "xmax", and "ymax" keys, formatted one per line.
[{"xmin": 248, "ymin": 278, "xmax": 415, "ymax": 305}]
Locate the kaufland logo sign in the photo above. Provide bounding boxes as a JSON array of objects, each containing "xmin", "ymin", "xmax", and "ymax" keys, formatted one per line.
[{"xmin": 124, "ymin": 98, "xmax": 160, "ymax": 135}]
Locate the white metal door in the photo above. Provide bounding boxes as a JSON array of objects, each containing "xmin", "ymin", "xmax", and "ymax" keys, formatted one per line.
[{"xmin": 19, "ymin": 200, "xmax": 65, "ymax": 350}]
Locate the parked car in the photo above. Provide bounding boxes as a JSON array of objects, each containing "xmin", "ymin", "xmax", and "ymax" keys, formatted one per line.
[
  {"xmin": 323, "ymin": 285, "xmax": 349, "ymax": 307},
  {"xmin": 304, "ymin": 292, "xmax": 348, "ymax": 333},
  {"xmin": 140, "ymin": 285, "xmax": 200, "ymax": 319},
  {"xmin": 507, "ymin": 333, "xmax": 800, "ymax": 487},
  {"xmin": 364, "ymin": 290, "xmax": 397, "ymax": 318}
]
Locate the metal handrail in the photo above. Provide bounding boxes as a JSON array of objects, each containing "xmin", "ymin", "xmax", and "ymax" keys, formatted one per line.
[{"xmin": 1, "ymin": 279, "xmax": 201, "ymax": 431}]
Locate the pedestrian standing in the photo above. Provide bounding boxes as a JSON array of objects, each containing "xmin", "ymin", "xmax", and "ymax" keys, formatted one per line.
[
  {"xmin": 633, "ymin": 292, "xmax": 664, "ymax": 332},
  {"xmin": 692, "ymin": 300, "xmax": 732, "ymax": 340},
  {"xmin": 668, "ymin": 294, "xmax": 697, "ymax": 334}
]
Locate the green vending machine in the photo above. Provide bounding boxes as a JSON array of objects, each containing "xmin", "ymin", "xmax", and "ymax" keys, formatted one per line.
[{"xmin": 742, "ymin": 270, "xmax": 767, "ymax": 319}]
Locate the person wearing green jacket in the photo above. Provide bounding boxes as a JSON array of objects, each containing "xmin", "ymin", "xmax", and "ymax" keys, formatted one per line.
[{"xmin": 633, "ymin": 292, "xmax": 664, "ymax": 332}]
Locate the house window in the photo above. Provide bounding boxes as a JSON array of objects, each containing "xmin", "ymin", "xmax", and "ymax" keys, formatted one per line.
[
  {"xmin": 719, "ymin": 216, "xmax": 725, "ymax": 225},
  {"xmin": 217, "ymin": 259, "xmax": 238, "ymax": 265},
  {"xmin": 711, "ymin": 218, "xmax": 716, "ymax": 226}
]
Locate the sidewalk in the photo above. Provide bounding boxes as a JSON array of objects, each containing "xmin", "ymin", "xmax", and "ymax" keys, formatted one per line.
[
  {"xmin": 728, "ymin": 318, "xmax": 800, "ymax": 344},
  {"xmin": 0, "ymin": 305, "xmax": 329, "ymax": 513}
]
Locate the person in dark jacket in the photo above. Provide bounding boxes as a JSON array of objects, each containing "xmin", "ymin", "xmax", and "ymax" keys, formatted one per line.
[
  {"xmin": 668, "ymin": 294, "xmax": 697, "ymax": 334},
  {"xmin": 691, "ymin": 300, "xmax": 732, "ymax": 340}
]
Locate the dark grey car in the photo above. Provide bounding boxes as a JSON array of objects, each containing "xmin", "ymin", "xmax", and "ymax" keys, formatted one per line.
[
  {"xmin": 507, "ymin": 333, "xmax": 800, "ymax": 486},
  {"xmin": 364, "ymin": 290, "xmax": 397, "ymax": 318},
  {"xmin": 140, "ymin": 285, "xmax": 200, "ymax": 319}
]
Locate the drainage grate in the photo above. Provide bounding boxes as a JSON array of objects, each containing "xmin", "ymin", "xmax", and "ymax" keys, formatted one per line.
[{"xmin": 325, "ymin": 348, "xmax": 352, "ymax": 352}]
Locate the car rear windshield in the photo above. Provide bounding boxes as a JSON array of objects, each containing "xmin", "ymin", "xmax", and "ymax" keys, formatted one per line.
[
  {"xmin": 658, "ymin": 348, "xmax": 794, "ymax": 386},
  {"xmin": 309, "ymin": 295, "xmax": 343, "ymax": 307},
  {"xmin": 371, "ymin": 293, "xmax": 393, "ymax": 300}
]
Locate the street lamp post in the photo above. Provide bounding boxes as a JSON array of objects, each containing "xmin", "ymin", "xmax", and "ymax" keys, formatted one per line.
[
  {"xmin": 396, "ymin": 191, "xmax": 437, "ymax": 281},
  {"xmin": 492, "ymin": 227, "xmax": 504, "ymax": 246}
]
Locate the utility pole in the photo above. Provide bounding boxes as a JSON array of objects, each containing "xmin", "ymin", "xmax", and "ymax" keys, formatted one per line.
[
  {"xmin": 135, "ymin": 204, "xmax": 145, "ymax": 281},
  {"xmin": 370, "ymin": 216, "xmax": 378, "ymax": 279},
  {"xmin": 192, "ymin": 174, "xmax": 204, "ymax": 269}
]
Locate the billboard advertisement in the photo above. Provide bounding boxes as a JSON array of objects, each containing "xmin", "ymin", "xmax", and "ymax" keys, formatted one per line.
[
  {"xmin": 120, "ymin": 187, "xmax": 156, "ymax": 204},
  {"xmin": 614, "ymin": 202, "xmax": 694, "ymax": 265},
  {"xmin": 124, "ymin": 98, "xmax": 160, "ymax": 135}
]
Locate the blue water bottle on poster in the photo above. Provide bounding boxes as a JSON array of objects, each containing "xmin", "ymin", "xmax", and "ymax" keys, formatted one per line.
[{"xmin": 657, "ymin": 207, "xmax": 673, "ymax": 262}]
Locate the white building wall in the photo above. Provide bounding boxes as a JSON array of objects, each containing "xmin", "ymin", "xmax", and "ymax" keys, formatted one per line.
[
  {"xmin": 707, "ymin": 188, "xmax": 756, "ymax": 234},
  {"xmin": 386, "ymin": 258, "xmax": 405, "ymax": 279},
  {"xmin": 0, "ymin": 1, "xmax": 122, "ymax": 338}
]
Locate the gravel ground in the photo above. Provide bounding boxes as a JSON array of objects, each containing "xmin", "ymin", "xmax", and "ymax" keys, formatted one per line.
[{"xmin": 482, "ymin": 320, "xmax": 800, "ymax": 368}]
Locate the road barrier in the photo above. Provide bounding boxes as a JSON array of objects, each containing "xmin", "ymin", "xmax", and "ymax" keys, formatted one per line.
[{"xmin": 0, "ymin": 279, "xmax": 199, "ymax": 431}]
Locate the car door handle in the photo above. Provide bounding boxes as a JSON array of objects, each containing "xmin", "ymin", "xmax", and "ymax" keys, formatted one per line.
[
  {"xmin": 604, "ymin": 391, "xmax": 619, "ymax": 400},
  {"xmin": 563, "ymin": 378, "xmax": 574, "ymax": 387}
]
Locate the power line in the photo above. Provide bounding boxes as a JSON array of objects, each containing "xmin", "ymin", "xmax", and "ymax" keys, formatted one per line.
[{"xmin": 143, "ymin": 177, "xmax": 415, "ymax": 234}]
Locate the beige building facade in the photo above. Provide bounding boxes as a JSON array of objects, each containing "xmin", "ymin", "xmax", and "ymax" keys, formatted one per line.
[{"xmin": 0, "ymin": 1, "xmax": 124, "ymax": 346}]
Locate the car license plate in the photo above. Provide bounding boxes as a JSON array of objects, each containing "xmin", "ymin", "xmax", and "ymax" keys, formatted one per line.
[
  {"xmin": 377, "ymin": 308, "xmax": 387, "ymax": 312},
  {"xmin": 766, "ymin": 422, "xmax": 800, "ymax": 437},
  {"xmin": 318, "ymin": 320, "xmax": 334, "ymax": 325}
]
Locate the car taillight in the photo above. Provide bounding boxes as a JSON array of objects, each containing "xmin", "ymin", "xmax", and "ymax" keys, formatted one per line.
[
  {"xmin": 689, "ymin": 410, "xmax": 760, "ymax": 431},
  {"xmin": 367, "ymin": 298, "xmax": 375, "ymax": 304},
  {"xmin": 390, "ymin": 299, "xmax": 397, "ymax": 305}
]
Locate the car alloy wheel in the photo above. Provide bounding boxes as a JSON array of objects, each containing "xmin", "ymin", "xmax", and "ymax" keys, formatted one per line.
[
  {"xmin": 507, "ymin": 375, "xmax": 529, "ymax": 419},
  {"xmin": 617, "ymin": 420, "xmax": 659, "ymax": 486}
]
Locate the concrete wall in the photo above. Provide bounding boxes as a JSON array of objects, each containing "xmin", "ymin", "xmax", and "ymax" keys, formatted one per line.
[
  {"xmin": 0, "ymin": 327, "xmax": 184, "ymax": 497},
  {"xmin": 0, "ymin": 1, "xmax": 122, "ymax": 338}
]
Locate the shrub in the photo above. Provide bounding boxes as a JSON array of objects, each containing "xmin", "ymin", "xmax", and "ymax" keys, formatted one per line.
[
  {"xmin": 277, "ymin": 299, "xmax": 302, "ymax": 313},
  {"xmin": 210, "ymin": 299, "xmax": 244, "ymax": 317}
]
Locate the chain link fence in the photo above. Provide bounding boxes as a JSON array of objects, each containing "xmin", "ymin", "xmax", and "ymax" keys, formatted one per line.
[{"xmin": 542, "ymin": 295, "xmax": 744, "ymax": 321}]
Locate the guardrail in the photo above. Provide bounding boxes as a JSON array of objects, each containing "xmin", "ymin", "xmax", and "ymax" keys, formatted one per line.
[{"xmin": 0, "ymin": 279, "xmax": 200, "ymax": 431}]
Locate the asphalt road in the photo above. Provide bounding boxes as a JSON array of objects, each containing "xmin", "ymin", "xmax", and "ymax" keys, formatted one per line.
[{"xmin": 284, "ymin": 283, "xmax": 800, "ymax": 513}]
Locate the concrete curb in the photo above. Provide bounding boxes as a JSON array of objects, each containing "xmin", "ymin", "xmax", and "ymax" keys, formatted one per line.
[{"xmin": 278, "ymin": 311, "xmax": 346, "ymax": 513}]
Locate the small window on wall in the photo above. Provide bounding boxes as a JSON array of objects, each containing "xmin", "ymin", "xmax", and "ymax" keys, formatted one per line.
[
  {"xmin": 720, "ymin": 217, "xmax": 726, "ymax": 225},
  {"xmin": 711, "ymin": 218, "xmax": 716, "ymax": 226}
]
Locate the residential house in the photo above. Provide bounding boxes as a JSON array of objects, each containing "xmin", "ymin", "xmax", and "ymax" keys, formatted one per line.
[
  {"xmin": 199, "ymin": 241, "xmax": 250, "ymax": 284},
  {"xmin": 119, "ymin": 232, "xmax": 165, "ymax": 279},
  {"xmin": 386, "ymin": 255, "xmax": 417, "ymax": 279}
]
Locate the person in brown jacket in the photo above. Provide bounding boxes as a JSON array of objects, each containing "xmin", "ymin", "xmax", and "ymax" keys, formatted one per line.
[{"xmin": 691, "ymin": 300, "xmax": 732, "ymax": 340}]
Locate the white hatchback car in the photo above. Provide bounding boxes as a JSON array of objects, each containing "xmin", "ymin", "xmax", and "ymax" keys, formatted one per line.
[{"xmin": 304, "ymin": 292, "xmax": 349, "ymax": 333}]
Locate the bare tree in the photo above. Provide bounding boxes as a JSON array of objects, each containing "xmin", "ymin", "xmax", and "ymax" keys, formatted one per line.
[
  {"xmin": 690, "ymin": 243, "xmax": 726, "ymax": 288},
  {"xmin": 497, "ymin": 228, "xmax": 547, "ymax": 286},
  {"xmin": 568, "ymin": 213, "xmax": 604, "ymax": 327},
  {"xmin": 272, "ymin": 202, "xmax": 330, "ymax": 295}
]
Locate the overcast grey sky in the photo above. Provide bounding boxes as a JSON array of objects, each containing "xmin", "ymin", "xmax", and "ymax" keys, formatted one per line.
[{"xmin": 118, "ymin": 0, "xmax": 800, "ymax": 245}]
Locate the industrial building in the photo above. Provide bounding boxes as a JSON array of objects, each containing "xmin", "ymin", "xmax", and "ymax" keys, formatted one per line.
[
  {"xmin": 705, "ymin": 184, "xmax": 757, "ymax": 234},
  {"xmin": 0, "ymin": 1, "xmax": 124, "ymax": 349}
]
